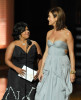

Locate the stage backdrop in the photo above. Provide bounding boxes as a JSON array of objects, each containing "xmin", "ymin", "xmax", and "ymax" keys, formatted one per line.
[{"xmin": 0, "ymin": 0, "xmax": 14, "ymax": 49}]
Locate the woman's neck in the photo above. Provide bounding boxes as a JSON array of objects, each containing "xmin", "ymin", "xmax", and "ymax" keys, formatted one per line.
[
  {"xmin": 20, "ymin": 38, "xmax": 27, "ymax": 43},
  {"xmin": 53, "ymin": 24, "xmax": 57, "ymax": 31}
]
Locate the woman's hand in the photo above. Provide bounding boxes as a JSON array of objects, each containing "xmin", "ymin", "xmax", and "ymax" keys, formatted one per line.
[
  {"xmin": 38, "ymin": 71, "xmax": 43, "ymax": 82},
  {"xmin": 70, "ymin": 74, "xmax": 75, "ymax": 83},
  {"xmin": 34, "ymin": 70, "xmax": 40, "ymax": 80},
  {"xmin": 15, "ymin": 67, "xmax": 26, "ymax": 76}
]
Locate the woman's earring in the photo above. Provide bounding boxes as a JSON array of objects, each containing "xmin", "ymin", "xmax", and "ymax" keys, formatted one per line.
[
  {"xmin": 19, "ymin": 35, "xmax": 21, "ymax": 39},
  {"xmin": 28, "ymin": 31, "xmax": 30, "ymax": 37}
]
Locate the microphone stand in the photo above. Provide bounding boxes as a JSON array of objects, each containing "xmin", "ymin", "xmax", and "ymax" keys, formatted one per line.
[
  {"xmin": 25, "ymin": 41, "xmax": 29, "ymax": 100},
  {"xmin": 25, "ymin": 39, "xmax": 32, "ymax": 100}
]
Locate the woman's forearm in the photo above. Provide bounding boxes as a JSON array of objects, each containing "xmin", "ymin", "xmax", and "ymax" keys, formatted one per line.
[
  {"xmin": 5, "ymin": 60, "xmax": 17, "ymax": 70},
  {"xmin": 70, "ymin": 53, "xmax": 75, "ymax": 71},
  {"xmin": 40, "ymin": 51, "xmax": 48, "ymax": 72},
  {"xmin": 38, "ymin": 58, "xmax": 42, "ymax": 71}
]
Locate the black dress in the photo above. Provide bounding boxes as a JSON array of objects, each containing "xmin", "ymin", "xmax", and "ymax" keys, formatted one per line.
[{"xmin": 2, "ymin": 44, "xmax": 38, "ymax": 100}]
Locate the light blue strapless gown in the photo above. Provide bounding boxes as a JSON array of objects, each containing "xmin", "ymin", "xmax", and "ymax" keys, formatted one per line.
[{"xmin": 35, "ymin": 40, "xmax": 72, "ymax": 100}]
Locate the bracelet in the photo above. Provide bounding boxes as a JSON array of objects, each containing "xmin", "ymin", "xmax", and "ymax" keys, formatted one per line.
[{"xmin": 70, "ymin": 70, "xmax": 76, "ymax": 74}]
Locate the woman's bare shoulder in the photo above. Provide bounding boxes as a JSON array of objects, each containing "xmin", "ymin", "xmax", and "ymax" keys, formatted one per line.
[
  {"xmin": 31, "ymin": 40, "xmax": 39, "ymax": 46},
  {"xmin": 63, "ymin": 28, "xmax": 71, "ymax": 35},
  {"xmin": 7, "ymin": 40, "xmax": 19, "ymax": 48},
  {"xmin": 47, "ymin": 29, "xmax": 53, "ymax": 34},
  {"xmin": 63, "ymin": 28, "xmax": 73, "ymax": 41},
  {"xmin": 47, "ymin": 29, "xmax": 53, "ymax": 38}
]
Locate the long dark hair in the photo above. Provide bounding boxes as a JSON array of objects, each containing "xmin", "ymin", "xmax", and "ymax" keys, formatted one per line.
[{"xmin": 49, "ymin": 7, "xmax": 66, "ymax": 30}]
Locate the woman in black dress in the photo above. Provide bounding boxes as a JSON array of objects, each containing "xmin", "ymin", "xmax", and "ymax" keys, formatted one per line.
[{"xmin": 2, "ymin": 22, "xmax": 42, "ymax": 100}]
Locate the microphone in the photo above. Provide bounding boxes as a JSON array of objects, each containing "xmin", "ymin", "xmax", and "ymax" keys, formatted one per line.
[{"xmin": 27, "ymin": 39, "xmax": 32, "ymax": 46}]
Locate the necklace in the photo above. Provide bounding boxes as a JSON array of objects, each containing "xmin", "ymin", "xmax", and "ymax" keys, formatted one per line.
[{"xmin": 20, "ymin": 41, "xmax": 26, "ymax": 45}]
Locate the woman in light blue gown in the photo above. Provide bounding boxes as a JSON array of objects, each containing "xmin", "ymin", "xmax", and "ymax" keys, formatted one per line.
[{"xmin": 35, "ymin": 7, "xmax": 76, "ymax": 100}]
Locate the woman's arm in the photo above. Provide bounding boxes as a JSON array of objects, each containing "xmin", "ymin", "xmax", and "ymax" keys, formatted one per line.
[
  {"xmin": 5, "ymin": 42, "xmax": 26, "ymax": 75},
  {"xmin": 67, "ymin": 31, "xmax": 75, "ymax": 82},
  {"xmin": 39, "ymin": 32, "xmax": 50, "ymax": 73},
  {"xmin": 33, "ymin": 41, "xmax": 42, "ymax": 80},
  {"xmin": 5, "ymin": 42, "xmax": 17, "ymax": 70},
  {"xmin": 37, "ymin": 31, "xmax": 51, "ymax": 81},
  {"xmin": 34, "ymin": 41, "xmax": 42, "ymax": 71}
]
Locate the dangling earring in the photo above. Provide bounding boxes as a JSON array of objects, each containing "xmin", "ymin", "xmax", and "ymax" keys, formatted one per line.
[
  {"xmin": 19, "ymin": 35, "xmax": 21, "ymax": 39},
  {"xmin": 27, "ymin": 31, "xmax": 30, "ymax": 37}
]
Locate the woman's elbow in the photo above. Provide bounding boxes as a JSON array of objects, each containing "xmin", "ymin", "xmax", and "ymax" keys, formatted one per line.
[{"xmin": 5, "ymin": 58, "xmax": 10, "ymax": 65}]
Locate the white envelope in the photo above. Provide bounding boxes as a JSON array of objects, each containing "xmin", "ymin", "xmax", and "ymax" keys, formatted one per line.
[{"xmin": 18, "ymin": 65, "xmax": 37, "ymax": 82}]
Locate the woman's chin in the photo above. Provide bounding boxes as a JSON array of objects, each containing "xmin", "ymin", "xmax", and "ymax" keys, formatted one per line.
[
  {"xmin": 48, "ymin": 23, "xmax": 53, "ymax": 26},
  {"xmin": 26, "ymin": 35, "xmax": 30, "ymax": 39},
  {"xmin": 25, "ymin": 37, "xmax": 29, "ymax": 40}
]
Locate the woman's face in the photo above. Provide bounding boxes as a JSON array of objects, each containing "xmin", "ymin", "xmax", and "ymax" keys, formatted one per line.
[
  {"xmin": 48, "ymin": 12, "xmax": 57, "ymax": 26},
  {"xmin": 20, "ymin": 26, "xmax": 30, "ymax": 39}
]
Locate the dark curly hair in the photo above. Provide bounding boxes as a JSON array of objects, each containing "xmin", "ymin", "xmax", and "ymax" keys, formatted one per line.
[
  {"xmin": 49, "ymin": 7, "xmax": 66, "ymax": 30},
  {"xmin": 12, "ymin": 22, "xmax": 28, "ymax": 40}
]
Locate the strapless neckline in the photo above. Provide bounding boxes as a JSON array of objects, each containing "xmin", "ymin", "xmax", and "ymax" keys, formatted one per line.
[
  {"xmin": 15, "ymin": 44, "xmax": 36, "ymax": 54},
  {"xmin": 48, "ymin": 40, "xmax": 67, "ymax": 45}
]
